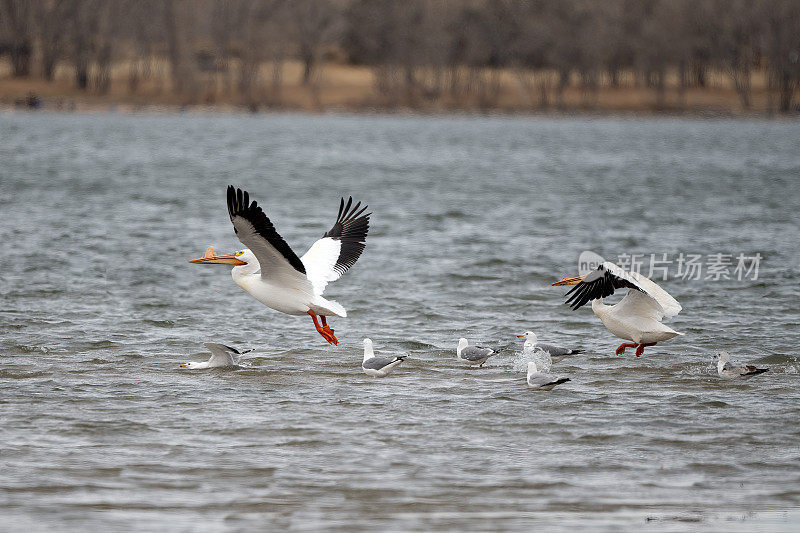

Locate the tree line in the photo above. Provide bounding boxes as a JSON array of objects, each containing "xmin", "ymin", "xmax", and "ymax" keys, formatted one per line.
[{"xmin": 1, "ymin": 0, "xmax": 799, "ymax": 112}]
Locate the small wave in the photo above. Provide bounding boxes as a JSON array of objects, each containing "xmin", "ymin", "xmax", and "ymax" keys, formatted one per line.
[
  {"xmin": 66, "ymin": 419, "xmax": 157, "ymax": 435},
  {"xmin": 143, "ymin": 319, "xmax": 176, "ymax": 328},
  {"xmin": 0, "ymin": 369, "xmax": 51, "ymax": 379},
  {"xmin": 755, "ymin": 353, "xmax": 798, "ymax": 364},
  {"xmin": 698, "ymin": 400, "xmax": 731, "ymax": 408}
]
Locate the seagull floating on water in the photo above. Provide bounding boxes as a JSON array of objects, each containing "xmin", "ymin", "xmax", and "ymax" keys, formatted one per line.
[
  {"xmin": 516, "ymin": 331, "xmax": 583, "ymax": 363},
  {"xmin": 526, "ymin": 361, "xmax": 570, "ymax": 390},
  {"xmin": 180, "ymin": 342, "xmax": 252, "ymax": 369},
  {"xmin": 361, "ymin": 338, "xmax": 407, "ymax": 377},
  {"xmin": 714, "ymin": 352, "xmax": 768, "ymax": 380},
  {"xmin": 456, "ymin": 338, "xmax": 501, "ymax": 367},
  {"xmin": 552, "ymin": 261, "xmax": 683, "ymax": 357},
  {"xmin": 190, "ymin": 186, "xmax": 370, "ymax": 346}
]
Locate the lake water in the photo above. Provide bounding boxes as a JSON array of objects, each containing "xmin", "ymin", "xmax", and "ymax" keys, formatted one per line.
[{"xmin": 1, "ymin": 112, "xmax": 799, "ymax": 531}]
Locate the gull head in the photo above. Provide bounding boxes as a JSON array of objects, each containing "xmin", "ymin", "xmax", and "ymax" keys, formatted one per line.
[
  {"xmin": 714, "ymin": 352, "xmax": 731, "ymax": 363},
  {"xmin": 516, "ymin": 331, "xmax": 538, "ymax": 344},
  {"xmin": 457, "ymin": 338, "xmax": 469, "ymax": 355},
  {"xmin": 527, "ymin": 360, "xmax": 539, "ymax": 375},
  {"xmin": 362, "ymin": 338, "xmax": 374, "ymax": 360},
  {"xmin": 180, "ymin": 361, "xmax": 208, "ymax": 369}
]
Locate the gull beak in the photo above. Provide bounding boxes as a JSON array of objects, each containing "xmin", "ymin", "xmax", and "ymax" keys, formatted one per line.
[
  {"xmin": 189, "ymin": 246, "xmax": 246, "ymax": 265},
  {"xmin": 180, "ymin": 363, "xmax": 188, "ymax": 368},
  {"xmin": 516, "ymin": 334, "xmax": 525, "ymax": 338},
  {"xmin": 551, "ymin": 275, "xmax": 583, "ymax": 286}
]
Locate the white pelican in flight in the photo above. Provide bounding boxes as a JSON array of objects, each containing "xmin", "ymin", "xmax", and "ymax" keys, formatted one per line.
[
  {"xmin": 551, "ymin": 262, "xmax": 683, "ymax": 357},
  {"xmin": 190, "ymin": 186, "xmax": 370, "ymax": 346}
]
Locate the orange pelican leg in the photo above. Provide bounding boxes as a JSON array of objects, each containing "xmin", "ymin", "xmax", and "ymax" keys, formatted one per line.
[
  {"xmin": 307, "ymin": 310, "xmax": 338, "ymax": 345},
  {"xmin": 319, "ymin": 315, "xmax": 338, "ymax": 345},
  {"xmin": 615, "ymin": 342, "xmax": 638, "ymax": 355},
  {"xmin": 635, "ymin": 342, "xmax": 656, "ymax": 357}
]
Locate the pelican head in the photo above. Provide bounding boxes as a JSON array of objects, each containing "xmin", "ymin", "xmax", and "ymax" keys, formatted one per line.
[
  {"xmin": 189, "ymin": 246, "xmax": 249, "ymax": 266},
  {"xmin": 516, "ymin": 331, "xmax": 538, "ymax": 343}
]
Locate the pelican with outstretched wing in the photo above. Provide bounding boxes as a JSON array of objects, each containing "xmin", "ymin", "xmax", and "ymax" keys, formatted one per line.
[
  {"xmin": 189, "ymin": 186, "xmax": 370, "ymax": 345},
  {"xmin": 551, "ymin": 261, "xmax": 684, "ymax": 357}
]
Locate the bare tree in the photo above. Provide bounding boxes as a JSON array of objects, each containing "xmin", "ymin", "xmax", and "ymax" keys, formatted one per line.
[
  {"xmin": 35, "ymin": 0, "xmax": 68, "ymax": 81},
  {"xmin": 286, "ymin": 0, "xmax": 340, "ymax": 86},
  {"xmin": 1, "ymin": 0, "xmax": 34, "ymax": 76},
  {"xmin": 762, "ymin": 0, "xmax": 800, "ymax": 112},
  {"xmin": 127, "ymin": 0, "xmax": 163, "ymax": 93},
  {"xmin": 163, "ymin": 0, "xmax": 198, "ymax": 98}
]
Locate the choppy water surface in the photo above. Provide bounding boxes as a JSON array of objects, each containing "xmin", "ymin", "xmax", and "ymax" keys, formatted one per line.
[{"xmin": 1, "ymin": 112, "xmax": 799, "ymax": 531}]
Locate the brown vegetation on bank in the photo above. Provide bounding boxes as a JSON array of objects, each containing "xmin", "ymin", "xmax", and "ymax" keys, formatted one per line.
[{"xmin": 1, "ymin": 0, "xmax": 798, "ymax": 115}]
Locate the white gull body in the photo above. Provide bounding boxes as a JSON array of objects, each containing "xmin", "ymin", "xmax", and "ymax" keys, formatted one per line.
[
  {"xmin": 361, "ymin": 338, "xmax": 407, "ymax": 377},
  {"xmin": 517, "ymin": 331, "xmax": 583, "ymax": 364},
  {"xmin": 180, "ymin": 342, "xmax": 250, "ymax": 369},
  {"xmin": 456, "ymin": 338, "xmax": 499, "ymax": 367},
  {"xmin": 526, "ymin": 361, "xmax": 570, "ymax": 390},
  {"xmin": 715, "ymin": 352, "xmax": 768, "ymax": 380}
]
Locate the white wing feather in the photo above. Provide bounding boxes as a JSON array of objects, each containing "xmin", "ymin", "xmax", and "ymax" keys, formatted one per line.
[
  {"xmin": 614, "ymin": 288, "xmax": 667, "ymax": 321},
  {"xmin": 231, "ymin": 216, "xmax": 313, "ymax": 292},
  {"xmin": 603, "ymin": 261, "xmax": 682, "ymax": 317},
  {"xmin": 203, "ymin": 343, "xmax": 239, "ymax": 367},
  {"xmin": 301, "ymin": 237, "xmax": 343, "ymax": 296}
]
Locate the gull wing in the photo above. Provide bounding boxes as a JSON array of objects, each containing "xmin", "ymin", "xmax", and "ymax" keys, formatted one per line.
[
  {"xmin": 363, "ymin": 356, "xmax": 406, "ymax": 370},
  {"xmin": 460, "ymin": 346, "xmax": 494, "ymax": 361},
  {"xmin": 203, "ymin": 342, "xmax": 240, "ymax": 366}
]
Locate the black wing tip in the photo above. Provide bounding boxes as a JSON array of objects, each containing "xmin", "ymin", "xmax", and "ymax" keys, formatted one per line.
[
  {"xmin": 323, "ymin": 196, "xmax": 371, "ymax": 276},
  {"xmin": 227, "ymin": 185, "xmax": 247, "ymax": 219},
  {"xmin": 225, "ymin": 185, "xmax": 307, "ymax": 275},
  {"xmin": 561, "ymin": 266, "xmax": 630, "ymax": 311}
]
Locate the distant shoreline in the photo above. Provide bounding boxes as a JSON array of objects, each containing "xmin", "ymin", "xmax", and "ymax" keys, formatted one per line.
[
  {"xmin": 2, "ymin": 60, "xmax": 797, "ymax": 120},
  {"xmin": 1, "ymin": 102, "xmax": 794, "ymax": 121}
]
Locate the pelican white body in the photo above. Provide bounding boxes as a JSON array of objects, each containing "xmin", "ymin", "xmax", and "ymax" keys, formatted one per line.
[
  {"xmin": 232, "ymin": 261, "xmax": 345, "ymax": 317},
  {"xmin": 592, "ymin": 296, "xmax": 682, "ymax": 345}
]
